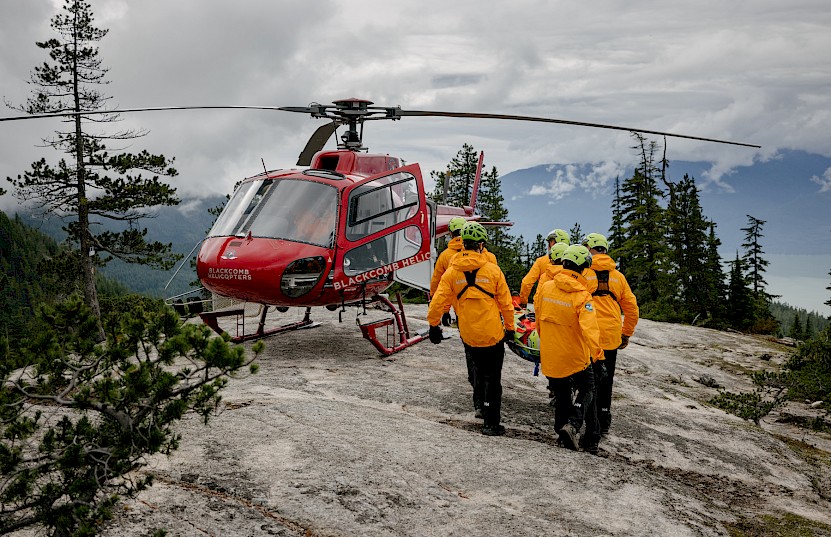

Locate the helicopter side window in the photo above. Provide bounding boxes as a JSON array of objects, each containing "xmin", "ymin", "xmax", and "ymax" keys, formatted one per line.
[{"xmin": 346, "ymin": 172, "xmax": 418, "ymax": 241}]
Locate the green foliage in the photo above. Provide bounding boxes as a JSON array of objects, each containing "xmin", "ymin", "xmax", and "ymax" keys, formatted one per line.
[
  {"xmin": 711, "ymin": 325, "xmax": 831, "ymax": 427},
  {"xmin": 0, "ymin": 297, "xmax": 260, "ymax": 535},
  {"xmin": 6, "ymin": 0, "xmax": 180, "ymax": 338}
]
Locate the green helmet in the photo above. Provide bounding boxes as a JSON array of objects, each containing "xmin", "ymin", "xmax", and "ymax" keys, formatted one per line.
[
  {"xmin": 583, "ymin": 232, "xmax": 608, "ymax": 251},
  {"xmin": 546, "ymin": 228, "xmax": 570, "ymax": 244},
  {"xmin": 549, "ymin": 242, "xmax": 569, "ymax": 263},
  {"xmin": 448, "ymin": 217, "xmax": 467, "ymax": 233},
  {"xmin": 461, "ymin": 221, "xmax": 488, "ymax": 243},
  {"xmin": 561, "ymin": 244, "xmax": 593, "ymax": 269}
]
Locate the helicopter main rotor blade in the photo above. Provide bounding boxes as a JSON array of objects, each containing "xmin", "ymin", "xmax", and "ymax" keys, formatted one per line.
[
  {"xmin": 0, "ymin": 105, "xmax": 289, "ymax": 122},
  {"xmin": 394, "ymin": 110, "xmax": 761, "ymax": 148},
  {"xmin": 297, "ymin": 122, "xmax": 337, "ymax": 166}
]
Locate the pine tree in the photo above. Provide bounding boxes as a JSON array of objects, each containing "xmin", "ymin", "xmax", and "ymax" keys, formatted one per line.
[
  {"xmin": 476, "ymin": 165, "xmax": 509, "ymax": 248},
  {"xmin": 615, "ymin": 134, "xmax": 669, "ymax": 307},
  {"xmin": 428, "ymin": 143, "xmax": 479, "ymax": 207},
  {"xmin": 6, "ymin": 0, "xmax": 180, "ymax": 339},
  {"xmin": 727, "ymin": 252, "xmax": 754, "ymax": 331},
  {"xmin": 664, "ymin": 174, "xmax": 710, "ymax": 321},
  {"xmin": 568, "ymin": 222, "xmax": 583, "ymax": 245},
  {"xmin": 789, "ymin": 312, "xmax": 805, "ymax": 340},
  {"xmin": 740, "ymin": 215, "xmax": 779, "ymax": 333},
  {"xmin": 607, "ymin": 176, "xmax": 625, "ymax": 269},
  {"xmin": 702, "ymin": 223, "xmax": 728, "ymax": 325}
]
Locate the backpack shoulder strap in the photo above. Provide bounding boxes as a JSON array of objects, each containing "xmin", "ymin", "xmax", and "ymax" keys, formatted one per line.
[{"xmin": 457, "ymin": 268, "xmax": 496, "ymax": 300}]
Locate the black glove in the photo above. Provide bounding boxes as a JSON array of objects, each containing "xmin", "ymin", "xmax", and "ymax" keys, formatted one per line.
[
  {"xmin": 503, "ymin": 330, "xmax": 515, "ymax": 344},
  {"xmin": 441, "ymin": 312, "xmax": 453, "ymax": 327},
  {"xmin": 429, "ymin": 325, "xmax": 443, "ymax": 344},
  {"xmin": 618, "ymin": 335, "xmax": 630, "ymax": 350}
]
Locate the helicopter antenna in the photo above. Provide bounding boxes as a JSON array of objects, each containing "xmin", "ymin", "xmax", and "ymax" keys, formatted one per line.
[{"xmin": 261, "ymin": 158, "xmax": 268, "ymax": 174}]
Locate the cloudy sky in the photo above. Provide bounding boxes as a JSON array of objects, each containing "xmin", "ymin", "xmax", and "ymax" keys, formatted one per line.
[{"xmin": 2, "ymin": 0, "xmax": 830, "ymax": 313}]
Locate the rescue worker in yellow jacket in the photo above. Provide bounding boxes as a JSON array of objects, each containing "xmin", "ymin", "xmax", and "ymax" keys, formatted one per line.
[
  {"xmin": 532, "ymin": 242, "xmax": 569, "ymax": 307},
  {"xmin": 535, "ymin": 244, "xmax": 603, "ymax": 453},
  {"xmin": 430, "ymin": 217, "xmax": 498, "ymax": 326},
  {"xmin": 581, "ymin": 233, "xmax": 639, "ymax": 436},
  {"xmin": 518, "ymin": 228, "xmax": 570, "ymax": 306},
  {"xmin": 532, "ymin": 241, "xmax": 569, "ymax": 408},
  {"xmin": 428, "ymin": 222, "xmax": 515, "ymax": 436}
]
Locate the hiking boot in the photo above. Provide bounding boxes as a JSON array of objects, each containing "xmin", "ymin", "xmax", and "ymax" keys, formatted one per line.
[
  {"xmin": 583, "ymin": 441, "xmax": 600, "ymax": 455},
  {"xmin": 600, "ymin": 424, "xmax": 610, "ymax": 437},
  {"xmin": 557, "ymin": 424, "xmax": 579, "ymax": 450},
  {"xmin": 482, "ymin": 424, "xmax": 506, "ymax": 436},
  {"xmin": 474, "ymin": 407, "xmax": 484, "ymax": 419}
]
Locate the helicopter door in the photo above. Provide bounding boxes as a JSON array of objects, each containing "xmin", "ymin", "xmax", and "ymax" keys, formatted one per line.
[
  {"xmin": 335, "ymin": 165, "xmax": 431, "ymax": 292},
  {"xmin": 393, "ymin": 198, "xmax": 436, "ymax": 292}
]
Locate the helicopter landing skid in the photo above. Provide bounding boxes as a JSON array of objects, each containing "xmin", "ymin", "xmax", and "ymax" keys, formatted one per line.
[
  {"xmin": 200, "ymin": 305, "xmax": 318, "ymax": 343},
  {"xmin": 358, "ymin": 293, "xmax": 428, "ymax": 357}
]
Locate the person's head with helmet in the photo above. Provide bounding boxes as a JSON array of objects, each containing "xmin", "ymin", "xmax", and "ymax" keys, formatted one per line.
[
  {"xmin": 461, "ymin": 221, "xmax": 488, "ymax": 252},
  {"xmin": 582, "ymin": 232, "xmax": 609, "ymax": 255},
  {"xmin": 448, "ymin": 217, "xmax": 467, "ymax": 238},
  {"xmin": 545, "ymin": 228, "xmax": 570, "ymax": 249},
  {"xmin": 561, "ymin": 244, "xmax": 593, "ymax": 274},
  {"xmin": 549, "ymin": 241, "xmax": 569, "ymax": 265}
]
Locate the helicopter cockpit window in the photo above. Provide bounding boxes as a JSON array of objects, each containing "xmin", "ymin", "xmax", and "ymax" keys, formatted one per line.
[
  {"xmin": 209, "ymin": 179, "xmax": 338, "ymax": 247},
  {"xmin": 208, "ymin": 180, "xmax": 271, "ymax": 238},
  {"xmin": 346, "ymin": 172, "xmax": 419, "ymax": 241}
]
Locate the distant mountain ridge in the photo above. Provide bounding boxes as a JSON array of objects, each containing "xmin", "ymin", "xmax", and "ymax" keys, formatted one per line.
[{"xmin": 500, "ymin": 149, "xmax": 831, "ymax": 255}]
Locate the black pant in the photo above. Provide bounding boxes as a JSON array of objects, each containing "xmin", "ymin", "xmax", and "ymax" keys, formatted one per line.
[
  {"xmin": 548, "ymin": 365, "xmax": 597, "ymax": 441},
  {"xmin": 597, "ymin": 349, "xmax": 617, "ymax": 429},
  {"xmin": 465, "ymin": 342, "xmax": 505, "ymax": 426}
]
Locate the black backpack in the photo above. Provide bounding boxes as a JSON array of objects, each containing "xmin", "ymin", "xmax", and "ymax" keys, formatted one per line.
[{"xmin": 591, "ymin": 270, "xmax": 618, "ymax": 302}]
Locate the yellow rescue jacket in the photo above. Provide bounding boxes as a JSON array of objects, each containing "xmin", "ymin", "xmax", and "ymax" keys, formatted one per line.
[
  {"xmin": 427, "ymin": 250, "xmax": 514, "ymax": 347},
  {"xmin": 430, "ymin": 238, "xmax": 499, "ymax": 314},
  {"xmin": 519, "ymin": 254, "xmax": 550, "ymax": 303},
  {"xmin": 536, "ymin": 270, "xmax": 604, "ymax": 378},
  {"xmin": 533, "ymin": 263, "xmax": 563, "ymax": 307},
  {"xmin": 430, "ymin": 236, "xmax": 464, "ymax": 296},
  {"xmin": 582, "ymin": 254, "xmax": 640, "ymax": 350}
]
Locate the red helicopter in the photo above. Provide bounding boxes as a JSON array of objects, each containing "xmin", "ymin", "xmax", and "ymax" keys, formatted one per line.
[{"xmin": 1, "ymin": 97, "xmax": 760, "ymax": 355}]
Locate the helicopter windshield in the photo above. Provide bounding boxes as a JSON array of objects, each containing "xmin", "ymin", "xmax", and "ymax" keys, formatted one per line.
[{"xmin": 209, "ymin": 179, "xmax": 338, "ymax": 247}]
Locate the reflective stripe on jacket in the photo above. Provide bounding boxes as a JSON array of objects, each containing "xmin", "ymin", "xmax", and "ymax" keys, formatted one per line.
[
  {"xmin": 536, "ymin": 270, "xmax": 604, "ymax": 378},
  {"xmin": 582, "ymin": 253, "xmax": 640, "ymax": 350},
  {"xmin": 427, "ymin": 250, "xmax": 514, "ymax": 347},
  {"xmin": 430, "ymin": 236, "xmax": 464, "ymax": 296}
]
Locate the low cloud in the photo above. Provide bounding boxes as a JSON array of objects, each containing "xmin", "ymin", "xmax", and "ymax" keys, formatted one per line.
[
  {"xmin": 810, "ymin": 167, "xmax": 831, "ymax": 192},
  {"xmin": 527, "ymin": 162, "xmax": 623, "ymax": 201}
]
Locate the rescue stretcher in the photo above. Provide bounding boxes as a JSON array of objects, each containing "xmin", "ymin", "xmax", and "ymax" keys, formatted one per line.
[{"xmin": 506, "ymin": 296, "xmax": 541, "ymax": 375}]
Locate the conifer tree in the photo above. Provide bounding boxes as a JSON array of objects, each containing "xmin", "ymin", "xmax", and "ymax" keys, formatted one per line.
[
  {"xmin": 805, "ymin": 315, "xmax": 815, "ymax": 340},
  {"xmin": 614, "ymin": 134, "xmax": 668, "ymax": 307},
  {"xmin": 428, "ymin": 143, "xmax": 479, "ymax": 206},
  {"xmin": 702, "ymin": 223, "xmax": 728, "ymax": 325},
  {"xmin": 607, "ymin": 176, "xmax": 625, "ymax": 269},
  {"xmin": 6, "ymin": 0, "xmax": 180, "ymax": 340},
  {"xmin": 568, "ymin": 222, "xmax": 583, "ymax": 245},
  {"xmin": 476, "ymin": 165, "xmax": 509, "ymax": 249},
  {"xmin": 664, "ymin": 174, "xmax": 710, "ymax": 320},
  {"xmin": 789, "ymin": 312, "xmax": 805, "ymax": 340},
  {"xmin": 727, "ymin": 252, "xmax": 754, "ymax": 330},
  {"xmin": 740, "ymin": 215, "xmax": 778, "ymax": 333}
]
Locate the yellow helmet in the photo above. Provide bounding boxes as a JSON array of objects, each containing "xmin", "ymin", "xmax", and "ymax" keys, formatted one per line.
[
  {"xmin": 448, "ymin": 217, "xmax": 467, "ymax": 233},
  {"xmin": 549, "ymin": 242, "xmax": 569, "ymax": 263},
  {"xmin": 546, "ymin": 228, "xmax": 570, "ymax": 244},
  {"xmin": 583, "ymin": 232, "xmax": 609, "ymax": 251},
  {"xmin": 561, "ymin": 244, "xmax": 593, "ymax": 270}
]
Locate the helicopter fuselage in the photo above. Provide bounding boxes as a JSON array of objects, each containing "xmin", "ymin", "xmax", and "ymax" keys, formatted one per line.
[{"xmin": 196, "ymin": 150, "xmax": 435, "ymax": 308}]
